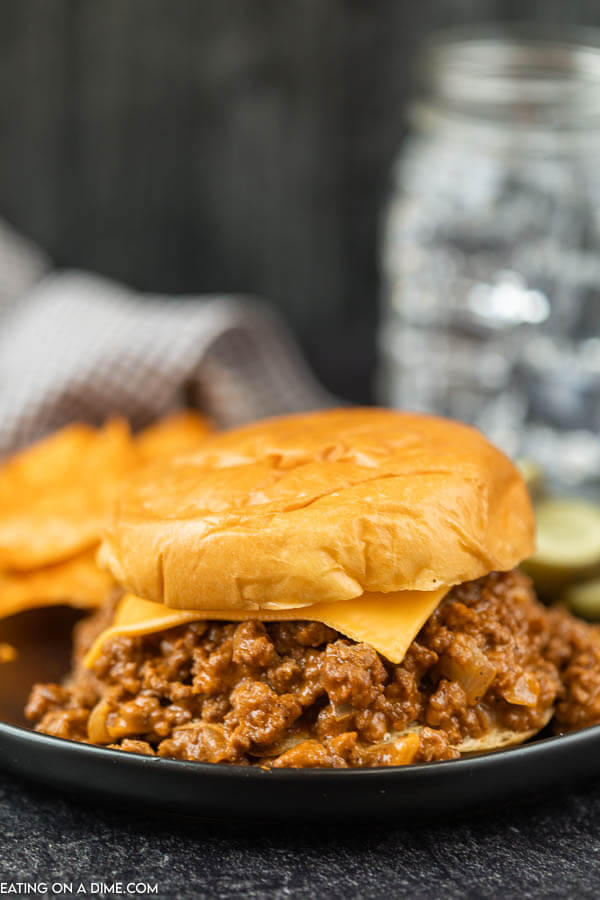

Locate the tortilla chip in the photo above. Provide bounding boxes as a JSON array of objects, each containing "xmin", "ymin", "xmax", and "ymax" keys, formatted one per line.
[
  {"xmin": 0, "ymin": 643, "xmax": 17, "ymax": 663},
  {"xmin": 0, "ymin": 420, "xmax": 136, "ymax": 570},
  {"xmin": 0, "ymin": 412, "xmax": 213, "ymax": 574},
  {"xmin": 136, "ymin": 411, "xmax": 213, "ymax": 461},
  {"xmin": 0, "ymin": 548, "xmax": 116, "ymax": 621}
]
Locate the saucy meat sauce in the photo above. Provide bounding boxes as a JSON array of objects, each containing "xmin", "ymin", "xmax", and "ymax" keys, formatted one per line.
[{"xmin": 25, "ymin": 571, "xmax": 600, "ymax": 768}]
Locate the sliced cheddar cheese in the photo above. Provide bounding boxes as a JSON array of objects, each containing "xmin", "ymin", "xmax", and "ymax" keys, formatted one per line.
[{"xmin": 84, "ymin": 585, "xmax": 450, "ymax": 667}]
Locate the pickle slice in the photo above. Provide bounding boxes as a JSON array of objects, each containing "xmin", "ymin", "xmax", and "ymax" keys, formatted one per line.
[
  {"xmin": 563, "ymin": 579, "xmax": 600, "ymax": 620},
  {"xmin": 522, "ymin": 499, "xmax": 600, "ymax": 595}
]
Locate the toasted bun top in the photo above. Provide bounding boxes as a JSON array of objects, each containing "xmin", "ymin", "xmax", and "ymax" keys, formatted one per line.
[{"xmin": 98, "ymin": 408, "xmax": 535, "ymax": 611}]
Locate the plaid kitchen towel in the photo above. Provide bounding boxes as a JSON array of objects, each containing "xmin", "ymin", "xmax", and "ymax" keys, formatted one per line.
[{"xmin": 0, "ymin": 270, "xmax": 335, "ymax": 454}]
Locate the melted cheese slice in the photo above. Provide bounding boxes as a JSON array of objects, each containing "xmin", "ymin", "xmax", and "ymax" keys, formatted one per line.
[{"xmin": 84, "ymin": 586, "xmax": 450, "ymax": 668}]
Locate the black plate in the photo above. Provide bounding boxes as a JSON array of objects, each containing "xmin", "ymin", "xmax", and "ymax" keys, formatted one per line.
[{"xmin": 2, "ymin": 607, "xmax": 600, "ymax": 822}]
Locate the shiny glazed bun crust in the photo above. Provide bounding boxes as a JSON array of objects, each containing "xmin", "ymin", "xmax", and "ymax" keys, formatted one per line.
[{"xmin": 98, "ymin": 408, "xmax": 535, "ymax": 611}]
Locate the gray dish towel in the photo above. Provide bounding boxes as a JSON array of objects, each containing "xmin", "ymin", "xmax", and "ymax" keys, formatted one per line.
[{"xmin": 0, "ymin": 265, "xmax": 335, "ymax": 455}]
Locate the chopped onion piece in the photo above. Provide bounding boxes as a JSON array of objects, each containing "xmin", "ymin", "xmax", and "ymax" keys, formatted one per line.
[
  {"xmin": 501, "ymin": 673, "xmax": 540, "ymax": 708},
  {"xmin": 439, "ymin": 635, "xmax": 496, "ymax": 704}
]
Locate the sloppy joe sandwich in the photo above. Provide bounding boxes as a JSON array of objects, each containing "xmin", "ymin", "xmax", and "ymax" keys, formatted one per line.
[{"xmin": 26, "ymin": 408, "xmax": 600, "ymax": 767}]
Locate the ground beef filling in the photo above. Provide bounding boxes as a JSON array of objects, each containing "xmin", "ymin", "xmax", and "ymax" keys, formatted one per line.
[{"xmin": 25, "ymin": 570, "xmax": 600, "ymax": 767}]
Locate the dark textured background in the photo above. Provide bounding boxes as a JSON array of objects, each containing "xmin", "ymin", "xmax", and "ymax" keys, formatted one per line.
[
  {"xmin": 1, "ymin": 0, "xmax": 600, "ymax": 401},
  {"xmin": 3, "ymin": 769, "xmax": 600, "ymax": 898}
]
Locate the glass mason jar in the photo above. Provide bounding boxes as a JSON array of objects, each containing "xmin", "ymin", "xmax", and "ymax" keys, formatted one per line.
[{"xmin": 379, "ymin": 26, "xmax": 600, "ymax": 487}]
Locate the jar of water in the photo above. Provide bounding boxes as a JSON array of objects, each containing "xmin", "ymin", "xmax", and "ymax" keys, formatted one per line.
[{"xmin": 379, "ymin": 26, "xmax": 600, "ymax": 486}]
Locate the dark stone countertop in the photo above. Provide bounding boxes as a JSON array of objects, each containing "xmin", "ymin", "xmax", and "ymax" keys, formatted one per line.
[{"xmin": 2, "ymin": 768, "xmax": 600, "ymax": 899}]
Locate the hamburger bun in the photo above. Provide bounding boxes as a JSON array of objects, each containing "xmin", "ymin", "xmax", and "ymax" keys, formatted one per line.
[{"xmin": 98, "ymin": 408, "xmax": 534, "ymax": 611}]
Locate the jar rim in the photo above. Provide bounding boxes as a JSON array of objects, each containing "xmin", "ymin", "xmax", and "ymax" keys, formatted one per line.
[{"xmin": 418, "ymin": 23, "xmax": 600, "ymax": 128}]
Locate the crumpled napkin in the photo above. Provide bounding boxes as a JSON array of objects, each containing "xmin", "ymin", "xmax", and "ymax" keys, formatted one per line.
[{"xmin": 0, "ymin": 239, "xmax": 334, "ymax": 455}]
